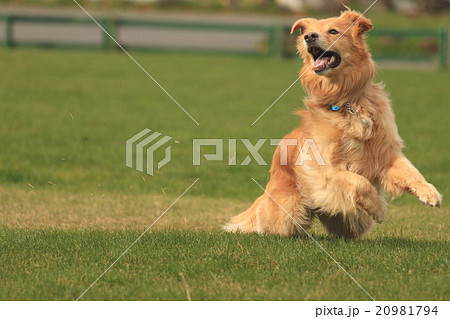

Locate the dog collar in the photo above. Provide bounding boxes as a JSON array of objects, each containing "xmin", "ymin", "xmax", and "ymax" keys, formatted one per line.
[
  {"xmin": 330, "ymin": 102, "xmax": 370, "ymax": 127},
  {"xmin": 330, "ymin": 104, "xmax": 340, "ymax": 111},
  {"xmin": 329, "ymin": 102, "xmax": 350, "ymax": 112}
]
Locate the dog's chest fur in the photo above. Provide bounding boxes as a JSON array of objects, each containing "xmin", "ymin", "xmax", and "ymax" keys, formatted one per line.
[{"xmin": 306, "ymin": 102, "xmax": 402, "ymax": 182}]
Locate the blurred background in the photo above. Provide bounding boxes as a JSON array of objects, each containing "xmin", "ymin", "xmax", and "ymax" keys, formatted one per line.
[{"xmin": 0, "ymin": 0, "xmax": 449, "ymax": 67}]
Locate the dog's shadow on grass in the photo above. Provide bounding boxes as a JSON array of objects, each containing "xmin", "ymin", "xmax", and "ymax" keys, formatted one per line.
[
  {"xmin": 295, "ymin": 233, "xmax": 449, "ymax": 249},
  {"xmin": 219, "ymin": 229, "xmax": 447, "ymax": 247}
]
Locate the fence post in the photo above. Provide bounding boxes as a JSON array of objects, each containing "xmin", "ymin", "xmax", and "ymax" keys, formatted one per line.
[
  {"xmin": 269, "ymin": 26, "xmax": 284, "ymax": 58},
  {"xmin": 438, "ymin": 28, "xmax": 448, "ymax": 69},
  {"xmin": 101, "ymin": 17, "xmax": 117, "ymax": 50},
  {"xmin": 5, "ymin": 15, "xmax": 13, "ymax": 47}
]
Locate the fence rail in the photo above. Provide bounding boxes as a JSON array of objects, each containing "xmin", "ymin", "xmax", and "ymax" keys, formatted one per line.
[{"xmin": 0, "ymin": 14, "xmax": 448, "ymax": 68}]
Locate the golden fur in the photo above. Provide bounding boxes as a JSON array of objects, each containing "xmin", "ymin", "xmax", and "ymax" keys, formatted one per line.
[{"xmin": 224, "ymin": 10, "xmax": 442, "ymax": 239}]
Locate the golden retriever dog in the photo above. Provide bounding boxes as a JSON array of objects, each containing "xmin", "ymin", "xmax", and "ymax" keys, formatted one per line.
[{"xmin": 224, "ymin": 10, "xmax": 442, "ymax": 239}]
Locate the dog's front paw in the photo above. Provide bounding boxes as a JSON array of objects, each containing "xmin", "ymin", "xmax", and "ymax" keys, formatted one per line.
[{"xmin": 415, "ymin": 182, "xmax": 442, "ymax": 208}]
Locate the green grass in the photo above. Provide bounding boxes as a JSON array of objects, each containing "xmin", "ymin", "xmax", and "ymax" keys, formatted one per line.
[
  {"xmin": 0, "ymin": 228, "xmax": 448, "ymax": 300},
  {"xmin": 0, "ymin": 48, "xmax": 449, "ymax": 300}
]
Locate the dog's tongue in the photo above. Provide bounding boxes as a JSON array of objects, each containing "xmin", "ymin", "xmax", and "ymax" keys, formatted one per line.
[{"xmin": 313, "ymin": 57, "xmax": 331, "ymax": 70}]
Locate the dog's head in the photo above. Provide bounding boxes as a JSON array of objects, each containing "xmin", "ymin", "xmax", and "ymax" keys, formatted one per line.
[{"xmin": 291, "ymin": 10, "xmax": 373, "ymax": 77}]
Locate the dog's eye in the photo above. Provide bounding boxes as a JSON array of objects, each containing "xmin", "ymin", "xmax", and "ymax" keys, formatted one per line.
[{"xmin": 328, "ymin": 29, "xmax": 339, "ymax": 35}]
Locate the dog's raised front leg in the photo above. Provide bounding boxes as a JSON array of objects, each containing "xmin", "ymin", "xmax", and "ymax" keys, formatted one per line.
[
  {"xmin": 382, "ymin": 156, "xmax": 442, "ymax": 207},
  {"xmin": 312, "ymin": 170, "xmax": 385, "ymax": 223}
]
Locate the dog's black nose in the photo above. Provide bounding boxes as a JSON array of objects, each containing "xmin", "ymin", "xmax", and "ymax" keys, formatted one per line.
[{"xmin": 304, "ymin": 32, "xmax": 319, "ymax": 42}]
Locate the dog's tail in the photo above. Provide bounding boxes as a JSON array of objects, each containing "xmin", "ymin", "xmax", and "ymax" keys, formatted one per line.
[{"xmin": 222, "ymin": 195, "xmax": 264, "ymax": 234}]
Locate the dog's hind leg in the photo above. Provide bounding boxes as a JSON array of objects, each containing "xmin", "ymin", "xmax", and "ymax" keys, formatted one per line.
[
  {"xmin": 222, "ymin": 194, "xmax": 265, "ymax": 234},
  {"xmin": 318, "ymin": 211, "xmax": 374, "ymax": 240},
  {"xmin": 223, "ymin": 188, "xmax": 312, "ymax": 236},
  {"xmin": 223, "ymin": 127, "xmax": 312, "ymax": 236}
]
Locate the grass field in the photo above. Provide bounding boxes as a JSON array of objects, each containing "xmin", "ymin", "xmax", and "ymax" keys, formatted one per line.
[{"xmin": 0, "ymin": 48, "xmax": 449, "ymax": 300}]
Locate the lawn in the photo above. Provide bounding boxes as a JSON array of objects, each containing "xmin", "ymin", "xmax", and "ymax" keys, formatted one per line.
[{"xmin": 0, "ymin": 48, "xmax": 448, "ymax": 300}]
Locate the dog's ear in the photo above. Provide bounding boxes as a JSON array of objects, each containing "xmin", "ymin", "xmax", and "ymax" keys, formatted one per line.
[
  {"xmin": 356, "ymin": 15, "xmax": 373, "ymax": 34},
  {"xmin": 340, "ymin": 11, "xmax": 373, "ymax": 35},
  {"xmin": 290, "ymin": 18, "xmax": 314, "ymax": 35}
]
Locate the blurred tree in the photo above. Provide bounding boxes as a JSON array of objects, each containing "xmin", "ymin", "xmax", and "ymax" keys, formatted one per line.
[
  {"xmin": 380, "ymin": 0, "xmax": 395, "ymax": 11},
  {"xmin": 415, "ymin": 0, "xmax": 449, "ymax": 13},
  {"xmin": 226, "ymin": 0, "xmax": 239, "ymax": 10}
]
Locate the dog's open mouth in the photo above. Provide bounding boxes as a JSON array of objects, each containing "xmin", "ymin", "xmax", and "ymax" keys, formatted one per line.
[{"xmin": 308, "ymin": 46, "xmax": 341, "ymax": 74}]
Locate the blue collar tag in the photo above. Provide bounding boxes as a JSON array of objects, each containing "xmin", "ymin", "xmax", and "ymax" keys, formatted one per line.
[{"xmin": 331, "ymin": 105, "xmax": 340, "ymax": 111}]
